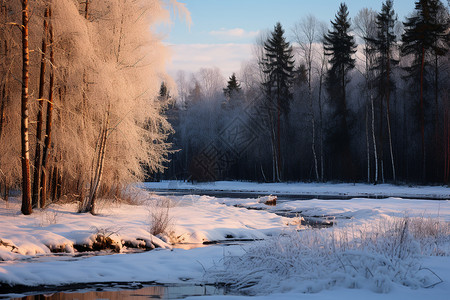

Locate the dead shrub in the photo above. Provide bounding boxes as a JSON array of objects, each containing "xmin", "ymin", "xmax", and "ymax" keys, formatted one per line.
[{"xmin": 148, "ymin": 197, "xmax": 173, "ymax": 236}]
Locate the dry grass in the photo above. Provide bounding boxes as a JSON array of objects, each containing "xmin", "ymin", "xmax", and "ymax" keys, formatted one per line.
[
  {"xmin": 147, "ymin": 197, "xmax": 173, "ymax": 236},
  {"xmin": 209, "ymin": 215, "xmax": 449, "ymax": 295}
]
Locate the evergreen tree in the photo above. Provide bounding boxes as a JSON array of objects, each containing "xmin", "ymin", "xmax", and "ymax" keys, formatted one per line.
[
  {"xmin": 323, "ymin": 3, "xmax": 357, "ymax": 180},
  {"xmin": 263, "ymin": 23, "xmax": 295, "ymax": 115},
  {"xmin": 401, "ymin": 0, "xmax": 449, "ymax": 181},
  {"xmin": 223, "ymin": 73, "xmax": 242, "ymax": 102},
  {"xmin": 261, "ymin": 22, "xmax": 295, "ymax": 182},
  {"xmin": 158, "ymin": 81, "xmax": 171, "ymax": 102}
]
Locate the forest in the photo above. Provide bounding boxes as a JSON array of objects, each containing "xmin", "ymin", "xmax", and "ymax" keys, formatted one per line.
[
  {"xmin": 0, "ymin": 0, "xmax": 449, "ymax": 217},
  {"xmin": 161, "ymin": 0, "xmax": 450, "ymax": 185}
]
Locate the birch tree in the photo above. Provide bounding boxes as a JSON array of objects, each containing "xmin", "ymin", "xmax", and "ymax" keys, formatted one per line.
[{"xmin": 293, "ymin": 15, "xmax": 321, "ymax": 181}]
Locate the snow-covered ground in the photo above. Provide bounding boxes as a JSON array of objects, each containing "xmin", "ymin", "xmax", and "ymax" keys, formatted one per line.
[{"xmin": 0, "ymin": 182, "xmax": 449, "ymax": 299}]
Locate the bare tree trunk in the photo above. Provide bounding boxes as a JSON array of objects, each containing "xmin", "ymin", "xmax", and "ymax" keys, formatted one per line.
[
  {"xmin": 84, "ymin": 0, "xmax": 89, "ymax": 19},
  {"xmin": 379, "ymin": 87, "xmax": 385, "ymax": 183},
  {"xmin": 308, "ymin": 73, "xmax": 319, "ymax": 182},
  {"xmin": 445, "ymin": 103, "xmax": 449, "ymax": 184},
  {"xmin": 50, "ymin": 164, "xmax": 57, "ymax": 202},
  {"xmin": 386, "ymin": 55, "xmax": 396, "ymax": 182},
  {"xmin": 318, "ymin": 55, "xmax": 325, "ymax": 182},
  {"xmin": 371, "ymin": 94, "xmax": 378, "ymax": 184},
  {"xmin": 20, "ymin": 0, "xmax": 32, "ymax": 215},
  {"xmin": 0, "ymin": 2, "xmax": 7, "ymax": 143},
  {"xmin": 32, "ymin": 6, "xmax": 49, "ymax": 208},
  {"xmin": 276, "ymin": 89, "xmax": 281, "ymax": 182},
  {"xmin": 363, "ymin": 44, "xmax": 371, "ymax": 183},
  {"xmin": 80, "ymin": 107, "xmax": 110, "ymax": 214},
  {"xmin": 434, "ymin": 52, "xmax": 439, "ymax": 181},
  {"xmin": 420, "ymin": 47, "xmax": 426, "ymax": 182},
  {"xmin": 311, "ymin": 111, "xmax": 319, "ymax": 181},
  {"xmin": 4, "ymin": 182, "xmax": 8, "ymax": 202},
  {"xmin": 40, "ymin": 6, "xmax": 54, "ymax": 207},
  {"xmin": 366, "ymin": 101, "xmax": 370, "ymax": 183},
  {"xmin": 56, "ymin": 152, "xmax": 63, "ymax": 201},
  {"xmin": 0, "ymin": 86, "xmax": 5, "ymax": 141},
  {"xmin": 268, "ymin": 107, "xmax": 277, "ymax": 182},
  {"xmin": 90, "ymin": 110, "xmax": 110, "ymax": 213}
]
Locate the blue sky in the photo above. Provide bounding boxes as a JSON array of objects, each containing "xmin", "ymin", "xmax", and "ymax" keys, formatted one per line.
[{"xmin": 161, "ymin": 0, "xmax": 417, "ymax": 77}]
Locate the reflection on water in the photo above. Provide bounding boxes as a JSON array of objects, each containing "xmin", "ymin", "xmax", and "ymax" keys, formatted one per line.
[
  {"xmin": 10, "ymin": 284, "xmax": 224, "ymax": 300},
  {"xmin": 171, "ymin": 243, "xmax": 209, "ymax": 250}
]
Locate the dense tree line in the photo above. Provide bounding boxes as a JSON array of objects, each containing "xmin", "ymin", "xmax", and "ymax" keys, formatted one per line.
[
  {"xmin": 161, "ymin": 0, "xmax": 450, "ymax": 184},
  {"xmin": 0, "ymin": 0, "xmax": 188, "ymax": 214}
]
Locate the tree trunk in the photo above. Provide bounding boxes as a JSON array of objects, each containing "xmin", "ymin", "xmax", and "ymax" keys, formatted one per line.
[
  {"xmin": 84, "ymin": 0, "xmax": 89, "ymax": 19},
  {"xmin": 0, "ymin": 2, "xmax": 7, "ymax": 143},
  {"xmin": 268, "ymin": 106, "xmax": 277, "ymax": 182},
  {"xmin": 90, "ymin": 111, "xmax": 110, "ymax": 213},
  {"xmin": 80, "ymin": 108, "xmax": 110, "ymax": 214},
  {"xmin": 371, "ymin": 94, "xmax": 378, "ymax": 184},
  {"xmin": 276, "ymin": 87, "xmax": 281, "ymax": 182},
  {"xmin": 21, "ymin": 0, "xmax": 32, "ymax": 215},
  {"xmin": 32, "ymin": 6, "xmax": 49, "ymax": 208},
  {"xmin": 318, "ymin": 54, "xmax": 325, "ymax": 182},
  {"xmin": 364, "ymin": 44, "xmax": 371, "ymax": 183},
  {"xmin": 0, "ymin": 86, "xmax": 5, "ymax": 142},
  {"xmin": 366, "ymin": 101, "xmax": 370, "ymax": 183},
  {"xmin": 40, "ymin": 6, "xmax": 54, "ymax": 207},
  {"xmin": 378, "ymin": 74, "xmax": 385, "ymax": 184},
  {"xmin": 434, "ymin": 52, "xmax": 439, "ymax": 181},
  {"xmin": 386, "ymin": 54, "xmax": 396, "ymax": 182},
  {"xmin": 420, "ymin": 46, "xmax": 426, "ymax": 182},
  {"xmin": 4, "ymin": 182, "xmax": 8, "ymax": 202},
  {"xmin": 50, "ymin": 164, "xmax": 57, "ymax": 202},
  {"xmin": 307, "ymin": 43, "xmax": 319, "ymax": 182},
  {"xmin": 444, "ymin": 97, "xmax": 449, "ymax": 184}
]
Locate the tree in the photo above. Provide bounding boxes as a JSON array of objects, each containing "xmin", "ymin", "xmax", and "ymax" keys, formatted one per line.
[
  {"xmin": 223, "ymin": 73, "xmax": 242, "ymax": 100},
  {"xmin": 367, "ymin": 0, "xmax": 399, "ymax": 183},
  {"xmin": 401, "ymin": 0, "xmax": 449, "ymax": 181},
  {"xmin": 158, "ymin": 81, "xmax": 171, "ymax": 102},
  {"xmin": 354, "ymin": 7, "xmax": 378, "ymax": 184},
  {"xmin": 32, "ymin": 5, "xmax": 49, "ymax": 208},
  {"xmin": 40, "ymin": 5, "xmax": 55, "ymax": 207},
  {"xmin": 324, "ymin": 3, "xmax": 357, "ymax": 180},
  {"xmin": 293, "ymin": 15, "xmax": 322, "ymax": 181},
  {"xmin": 261, "ymin": 22, "xmax": 295, "ymax": 182},
  {"xmin": 20, "ymin": 0, "xmax": 32, "ymax": 215}
]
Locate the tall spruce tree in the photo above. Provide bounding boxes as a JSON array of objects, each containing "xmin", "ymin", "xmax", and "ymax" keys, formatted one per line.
[
  {"xmin": 262, "ymin": 22, "xmax": 294, "ymax": 182},
  {"xmin": 323, "ymin": 3, "xmax": 357, "ymax": 180},
  {"xmin": 401, "ymin": 0, "xmax": 449, "ymax": 181}
]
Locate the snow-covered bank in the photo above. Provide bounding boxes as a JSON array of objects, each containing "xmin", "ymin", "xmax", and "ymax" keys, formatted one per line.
[
  {"xmin": 0, "ymin": 194, "xmax": 287, "ymax": 262},
  {"xmin": 141, "ymin": 181, "xmax": 450, "ymax": 199}
]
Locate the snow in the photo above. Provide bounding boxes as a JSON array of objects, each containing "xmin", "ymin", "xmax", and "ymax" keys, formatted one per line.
[{"xmin": 0, "ymin": 182, "xmax": 449, "ymax": 299}]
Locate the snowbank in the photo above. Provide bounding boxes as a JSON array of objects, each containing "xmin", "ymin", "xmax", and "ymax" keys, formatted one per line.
[{"xmin": 0, "ymin": 194, "xmax": 288, "ymax": 262}]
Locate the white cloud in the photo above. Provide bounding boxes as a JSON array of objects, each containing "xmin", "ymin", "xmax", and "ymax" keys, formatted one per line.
[
  {"xmin": 209, "ymin": 28, "xmax": 259, "ymax": 39},
  {"xmin": 166, "ymin": 43, "xmax": 254, "ymax": 77}
]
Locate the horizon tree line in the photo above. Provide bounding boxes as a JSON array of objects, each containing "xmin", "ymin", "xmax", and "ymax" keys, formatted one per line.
[{"xmin": 161, "ymin": 0, "xmax": 450, "ymax": 185}]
